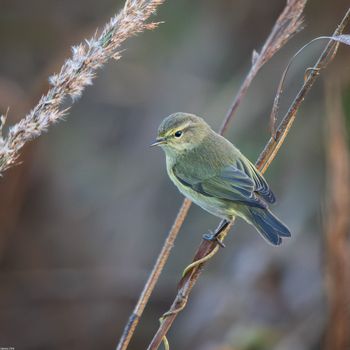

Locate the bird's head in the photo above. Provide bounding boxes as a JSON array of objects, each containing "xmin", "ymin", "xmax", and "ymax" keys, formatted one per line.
[{"xmin": 151, "ymin": 112, "xmax": 211, "ymax": 156}]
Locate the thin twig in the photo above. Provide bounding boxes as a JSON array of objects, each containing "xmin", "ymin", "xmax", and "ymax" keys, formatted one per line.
[
  {"xmin": 0, "ymin": 0, "xmax": 164, "ymax": 174},
  {"xmin": 220, "ymin": 0, "xmax": 306, "ymax": 134},
  {"xmin": 115, "ymin": 2, "xmax": 306, "ymax": 349},
  {"xmin": 146, "ymin": 7, "xmax": 350, "ymax": 350},
  {"xmin": 269, "ymin": 35, "xmax": 347, "ymax": 140},
  {"xmin": 116, "ymin": 199, "xmax": 191, "ymax": 350},
  {"xmin": 257, "ymin": 8, "xmax": 350, "ymax": 172}
]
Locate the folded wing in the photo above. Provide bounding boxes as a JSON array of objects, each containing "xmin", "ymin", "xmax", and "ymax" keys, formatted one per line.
[
  {"xmin": 235, "ymin": 159, "xmax": 275, "ymax": 204},
  {"xmin": 174, "ymin": 159, "xmax": 275, "ymax": 209}
]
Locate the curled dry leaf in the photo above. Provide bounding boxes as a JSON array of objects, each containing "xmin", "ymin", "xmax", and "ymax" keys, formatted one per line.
[{"xmin": 269, "ymin": 33, "xmax": 350, "ymax": 137}]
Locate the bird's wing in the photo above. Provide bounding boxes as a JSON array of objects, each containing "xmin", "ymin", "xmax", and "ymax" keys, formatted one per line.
[
  {"xmin": 173, "ymin": 161, "xmax": 271, "ymax": 209},
  {"xmin": 235, "ymin": 158, "xmax": 275, "ymax": 204}
]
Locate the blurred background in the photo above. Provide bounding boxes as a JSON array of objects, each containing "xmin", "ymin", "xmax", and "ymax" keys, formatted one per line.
[{"xmin": 0, "ymin": 0, "xmax": 349, "ymax": 349}]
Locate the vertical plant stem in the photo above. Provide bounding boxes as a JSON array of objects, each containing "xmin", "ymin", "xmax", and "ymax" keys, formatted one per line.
[
  {"xmin": 116, "ymin": 199, "xmax": 191, "ymax": 350},
  {"xmin": 257, "ymin": 7, "xmax": 350, "ymax": 172},
  {"xmin": 324, "ymin": 79, "xmax": 350, "ymax": 350}
]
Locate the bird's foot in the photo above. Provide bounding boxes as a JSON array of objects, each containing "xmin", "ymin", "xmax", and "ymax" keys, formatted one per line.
[{"xmin": 202, "ymin": 231, "xmax": 226, "ymax": 248}]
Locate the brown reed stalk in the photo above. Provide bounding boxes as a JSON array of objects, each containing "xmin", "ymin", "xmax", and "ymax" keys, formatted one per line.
[
  {"xmin": 0, "ymin": 0, "xmax": 164, "ymax": 174},
  {"xmin": 324, "ymin": 79, "xmax": 350, "ymax": 350},
  {"xmin": 220, "ymin": 0, "xmax": 306, "ymax": 134},
  {"xmin": 146, "ymin": 7, "xmax": 350, "ymax": 350},
  {"xmin": 115, "ymin": 2, "xmax": 307, "ymax": 349}
]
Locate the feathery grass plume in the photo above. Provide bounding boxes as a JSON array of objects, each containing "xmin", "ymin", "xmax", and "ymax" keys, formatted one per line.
[{"xmin": 0, "ymin": 0, "xmax": 164, "ymax": 174}]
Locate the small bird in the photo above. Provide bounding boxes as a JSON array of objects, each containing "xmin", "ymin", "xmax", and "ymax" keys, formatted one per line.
[{"xmin": 151, "ymin": 112, "xmax": 291, "ymax": 246}]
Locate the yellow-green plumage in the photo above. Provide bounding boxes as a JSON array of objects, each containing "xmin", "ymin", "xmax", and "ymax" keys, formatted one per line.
[{"xmin": 153, "ymin": 112, "xmax": 290, "ymax": 245}]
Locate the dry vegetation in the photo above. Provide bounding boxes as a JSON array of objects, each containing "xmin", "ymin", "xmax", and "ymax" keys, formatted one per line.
[{"xmin": 0, "ymin": 0, "xmax": 164, "ymax": 174}]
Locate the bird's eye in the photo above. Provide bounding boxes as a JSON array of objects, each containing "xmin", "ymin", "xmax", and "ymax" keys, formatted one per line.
[{"xmin": 174, "ymin": 130, "xmax": 183, "ymax": 138}]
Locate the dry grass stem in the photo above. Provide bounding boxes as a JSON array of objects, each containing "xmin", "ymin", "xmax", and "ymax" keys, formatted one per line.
[
  {"xmin": 0, "ymin": 0, "xmax": 164, "ymax": 174},
  {"xmin": 257, "ymin": 7, "xmax": 350, "ymax": 172},
  {"xmin": 219, "ymin": 0, "xmax": 306, "ymax": 134},
  {"xmin": 116, "ymin": 199, "xmax": 192, "ymax": 350},
  {"xmin": 116, "ymin": 1, "xmax": 307, "ymax": 349},
  {"xmin": 269, "ymin": 34, "xmax": 350, "ymax": 135},
  {"xmin": 146, "ymin": 7, "xmax": 350, "ymax": 350}
]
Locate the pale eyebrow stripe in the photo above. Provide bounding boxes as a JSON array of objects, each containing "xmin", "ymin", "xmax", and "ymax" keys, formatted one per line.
[{"xmin": 164, "ymin": 121, "xmax": 193, "ymax": 136}]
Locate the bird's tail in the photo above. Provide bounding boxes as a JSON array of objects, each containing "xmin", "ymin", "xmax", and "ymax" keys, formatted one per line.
[{"xmin": 247, "ymin": 207, "xmax": 291, "ymax": 245}]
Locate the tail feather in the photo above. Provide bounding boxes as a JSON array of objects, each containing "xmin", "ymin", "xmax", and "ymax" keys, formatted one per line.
[{"xmin": 247, "ymin": 207, "xmax": 291, "ymax": 246}]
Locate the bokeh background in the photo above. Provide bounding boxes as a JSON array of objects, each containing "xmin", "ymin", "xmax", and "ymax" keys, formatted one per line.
[{"xmin": 0, "ymin": 0, "xmax": 349, "ymax": 349}]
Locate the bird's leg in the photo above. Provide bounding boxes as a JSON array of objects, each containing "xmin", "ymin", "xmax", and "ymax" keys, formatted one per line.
[{"xmin": 202, "ymin": 219, "xmax": 230, "ymax": 248}]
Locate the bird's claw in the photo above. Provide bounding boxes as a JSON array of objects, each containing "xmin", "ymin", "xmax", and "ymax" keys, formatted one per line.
[{"xmin": 202, "ymin": 231, "xmax": 226, "ymax": 248}]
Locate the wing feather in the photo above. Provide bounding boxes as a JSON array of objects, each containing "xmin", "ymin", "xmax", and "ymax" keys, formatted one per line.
[
  {"xmin": 174, "ymin": 164, "xmax": 268, "ymax": 209},
  {"xmin": 239, "ymin": 160, "xmax": 276, "ymax": 203}
]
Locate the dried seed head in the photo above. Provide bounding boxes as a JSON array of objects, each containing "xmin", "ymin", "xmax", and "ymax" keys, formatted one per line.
[{"xmin": 0, "ymin": 0, "xmax": 164, "ymax": 173}]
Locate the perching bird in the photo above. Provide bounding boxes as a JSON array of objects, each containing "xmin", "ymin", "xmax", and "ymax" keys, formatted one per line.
[{"xmin": 151, "ymin": 112, "xmax": 290, "ymax": 246}]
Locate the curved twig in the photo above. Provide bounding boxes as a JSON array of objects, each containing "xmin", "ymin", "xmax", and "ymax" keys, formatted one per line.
[{"xmin": 269, "ymin": 35, "xmax": 347, "ymax": 136}]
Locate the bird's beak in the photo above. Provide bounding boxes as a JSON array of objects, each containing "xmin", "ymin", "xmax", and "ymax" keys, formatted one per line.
[{"xmin": 150, "ymin": 137, "xmax": 166, "ymax": 147}]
